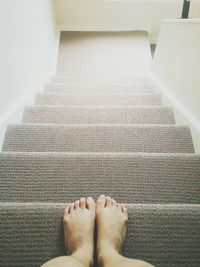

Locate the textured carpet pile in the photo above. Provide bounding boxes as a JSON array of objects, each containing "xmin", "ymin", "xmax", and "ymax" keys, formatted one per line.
[{"xmin": 0, "ymin": 75, "xmax": 200, "ymax": 267}]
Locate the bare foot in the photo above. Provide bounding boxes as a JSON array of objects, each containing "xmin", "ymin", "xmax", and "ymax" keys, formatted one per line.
[
  {"xmin": 96, "ymin": 195, "xmax": 128, "ymax": 261},
  {"xmin": 63, "ymin": 197, "xmax": 95, "ymax": 267}
]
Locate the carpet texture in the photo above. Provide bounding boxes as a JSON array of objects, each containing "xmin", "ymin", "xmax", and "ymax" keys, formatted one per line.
[
  {"xmin": 0, "ymin": 152, "xmax": 199, "ymax": 203},
  {"xmin": 3, "ymin": 124, "xmax": 194, "ymax": 153},
  {"xmin": 35, "ymin": 93, "xmax": 162, "ymax": 106},
  {"xmin": 22, "ymin": 106, "xmax": 175, "ymax": 124},
  {"xmin": 50, "ymin": 75, "xmax": 149, "ymax": 84},
  {"xmin": 0, "ymin": 33, "xmax": 200, "ymax": 266},
  {"xmin": 0, "ymin": 203, "xmax": 199, "ymax": 267},
  {"xmin": 44, "ymin": 83, "xmax": 154, "ymax": 94}
]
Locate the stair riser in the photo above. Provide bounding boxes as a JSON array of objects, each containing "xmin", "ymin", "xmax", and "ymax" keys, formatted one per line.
[
  {"xmin": 22, "ymin": 106, "xmax": 175, "ymax": 125},
  {"xmin": 35, "ymin": 93, "xmax": 163, "ymax": 106},
  {"xmin": 50, "ymin": 76, "xmax": 149, "ymax": 85},
  {"xmin": 0, "ymin": 153, "xmax": 199, "ymax": 203},
  {"xmin": 3, "ymin": 125, "xmax": 194, "ymax": 153},
  {"xmin": 0, "ymin": 203, "xmax": 199, "ymax": 267},
  {"xmin": 44, "ymin": 84, "xmax": 154, "ymax": 94}
]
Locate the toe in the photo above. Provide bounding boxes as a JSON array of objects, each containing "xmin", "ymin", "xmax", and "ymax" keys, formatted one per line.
[
  {"xmin": 116, "ymin": 203, "xmax": 122, "ymax": 211},
  {"xmin": 111, "ymin": 198, "xmax": 116, "ymax": 207},
  {"xmin": 96, "ymin": 194, "xmax": 106, "ymax": 210},
  {"xmin": 64, "ymin": 206, "xmax": 70, "ymax": 215},
  {"xmin": 98, "ymin": 194, "xmax": 105, "ymax": 200},
  {"xmin": 80, "ymin": 197, "xmax": 86, "ymax": 209},
  {"xmin": 106, "ymin": 196, "xmax": 112, "ymax": 207},
  {"xmin": 63, "ymin": 206, "xmax": 70, "ymax": 221},
  {"xmin": 74, "ymin": 200, "xmax": 80, "ymax": 209},
  {"xmin": 86, "ymin": 197, "xmax": 95, "ymax": 210},
  {"xmin": 121, "ymin": 205, "xmax": 128, "ymax": 218},
  {"xmin": 69, "ymin": 203, "xmax": 75, "ymax": 214}
]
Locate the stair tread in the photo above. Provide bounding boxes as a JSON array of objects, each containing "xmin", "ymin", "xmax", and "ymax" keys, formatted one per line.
[
  {"xmin": 50, "ymin": 75, "xmax": 149, "ymax": 85},
  {"xmin": 22, "ymin": 105, "xmax": 175, "ymax": 124},
  {"xmin": 44, "ymin": 83, "xmax": 154, "ymax": 94},
  {"xmin": 0, "ymin": 202, "xmax": 200, "ymax": 267},
  {"xmin": 0, "ymin": 152, "xmax": 199, "ymax": 203},
  {"xmin": 3, "ymin": 124, "xmax": 194, "ymax": 153},
  {"xmin": 35, "ymin": 93, "xmax": 163, "ymax": 106}
]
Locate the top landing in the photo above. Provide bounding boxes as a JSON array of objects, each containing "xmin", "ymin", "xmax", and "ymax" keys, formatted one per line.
[{"xmin": 56, "ymin": 31, "xmax": 152, "ymax": 77}]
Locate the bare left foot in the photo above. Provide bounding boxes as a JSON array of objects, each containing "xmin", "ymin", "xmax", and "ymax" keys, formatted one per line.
[{"xmin": 63, "ymin": 197, "xmax": 96, "ymax": 267}]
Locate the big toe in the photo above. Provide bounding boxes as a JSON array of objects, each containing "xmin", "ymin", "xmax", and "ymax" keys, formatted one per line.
[
  {"xmin": 86, "ymin": 197, "xmax": 96, "ymax": 213},
  {"xmin": 96, "ymin": 194, "xmax": 106, "ymax": 211}
]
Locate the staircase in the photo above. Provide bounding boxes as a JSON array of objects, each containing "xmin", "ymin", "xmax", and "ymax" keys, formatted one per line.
[{"xmin": 0, "ymin": 74, "xmax": 200, "ymax": 267}]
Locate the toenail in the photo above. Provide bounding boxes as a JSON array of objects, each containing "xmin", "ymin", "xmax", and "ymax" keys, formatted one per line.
[{"xmin": 75, "ymin": 200, "xmax": 79, "ymax": 206}]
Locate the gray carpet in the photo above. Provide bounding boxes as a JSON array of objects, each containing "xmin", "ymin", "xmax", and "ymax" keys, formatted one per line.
[
  {"xmin": 50, "ymin": 75, "xmax": 149, "ymax": 84},
  {"xmin": 1, "ymin": 61, "xmax": 200, "ymax": 265},
  {"xmin": 35, "ymin": 93, "xmax": 162, "ymax": 106},
  {"xmin": 22, "ymin": 105, "xmax": 175, "ymax": 124},
  {"xmin": 0, "ymin": 203, "xmax": 200, "ymax": 267},
  {"xmin": 0, "ymin": 152, "xmax": 199, "ymax": 203},
  {"xmin": 3, "ymin": 124, "xmax": 194, "ymax": 153},
  {"xmin": 44, "ymin": 83, "xmax": 154, "ymax": 94}
]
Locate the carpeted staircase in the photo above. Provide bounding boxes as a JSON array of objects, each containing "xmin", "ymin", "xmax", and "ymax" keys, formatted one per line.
[{"xmin": 0, "ymin": 75, "xmax": 200, "ymax": 267}]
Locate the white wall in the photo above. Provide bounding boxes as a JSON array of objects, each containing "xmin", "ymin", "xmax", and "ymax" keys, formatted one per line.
[
  {"xmin": 53, "ymin": 0, "xmax": 200, "ymax": 44},
  {"xmin": 151, "ymin": 19, "xmax": 200, "ymax": 152},
  {"xmin": 0, "ymin": 0, "xmax": 60, "ymax": 147}
]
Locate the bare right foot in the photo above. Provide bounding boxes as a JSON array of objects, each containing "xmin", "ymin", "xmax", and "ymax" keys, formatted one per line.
[{"xmin": 96, "ymin": 195, "xmax": 128, "ymax": 261}]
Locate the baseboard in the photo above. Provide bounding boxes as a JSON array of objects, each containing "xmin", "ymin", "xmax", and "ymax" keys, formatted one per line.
[
  {"xmin": 0, "ymin": 75, "xmax": 50, "ymax": 150},
  {"xmin": 58, "ymin": 25, "xmax": 150, "ymax": 33},
  {"xmin": 58, "ymin": 26, "xmax": 157, "ymax": 44},
  {"xmin": 150, "ymin": 73, "xmax": 200, "ymax": 153}
]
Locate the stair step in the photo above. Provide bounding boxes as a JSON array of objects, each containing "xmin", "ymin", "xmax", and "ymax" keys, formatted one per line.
[
  {"xmin": 35, "ymin": 93, "xmax": 162, "ymax": 106},
  {"xmin": 44, "ymin": 83, "xmax": 154, "ymax": 94},
  {"xmin": 0, "ymin": 202, "xmax": 199, "ymax": 267},
  {"xmin": 0, "ymin": 152, "xmax": 199, "ymax": 203},
  {"xmin": 22, "ymin": 106, "xmax": 175, "ymax": 125},
  {"xmin": 3, "ymin": 124, "xmax": 194, "ymax": 153},
  {"xmin": 50, "ymin": 75, "xmax": 149, "ymax": 85}
]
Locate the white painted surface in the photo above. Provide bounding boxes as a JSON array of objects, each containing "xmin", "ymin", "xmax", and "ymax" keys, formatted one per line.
[
  {"xmin": 53, "ymin": 0, "xmax": 200, "ymax": 43},
  {"xmin": 57, "ymin": 31, "xmax": 152, "ymax": 76},
  {"xmin": 0, "ymin": 0, "xmax": 60, "ymax": 148},
  {"xmin": 151, "ymin": 19, "xmax": 200, "ymax": 152}
]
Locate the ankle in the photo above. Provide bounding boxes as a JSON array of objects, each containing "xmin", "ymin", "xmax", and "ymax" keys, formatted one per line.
[
  {"xmin": 98, "ymin": 245, "xmax": 121, "ymax": 267},
  {"xmin": 71, "ymin": 246, "xmax": 94, "ymax": 267}
]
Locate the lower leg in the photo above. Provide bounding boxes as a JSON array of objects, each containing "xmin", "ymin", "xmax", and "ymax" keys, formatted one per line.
[{"xmin": 96, "ymin": 195, "xmax": 154, "ymax": 267}]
